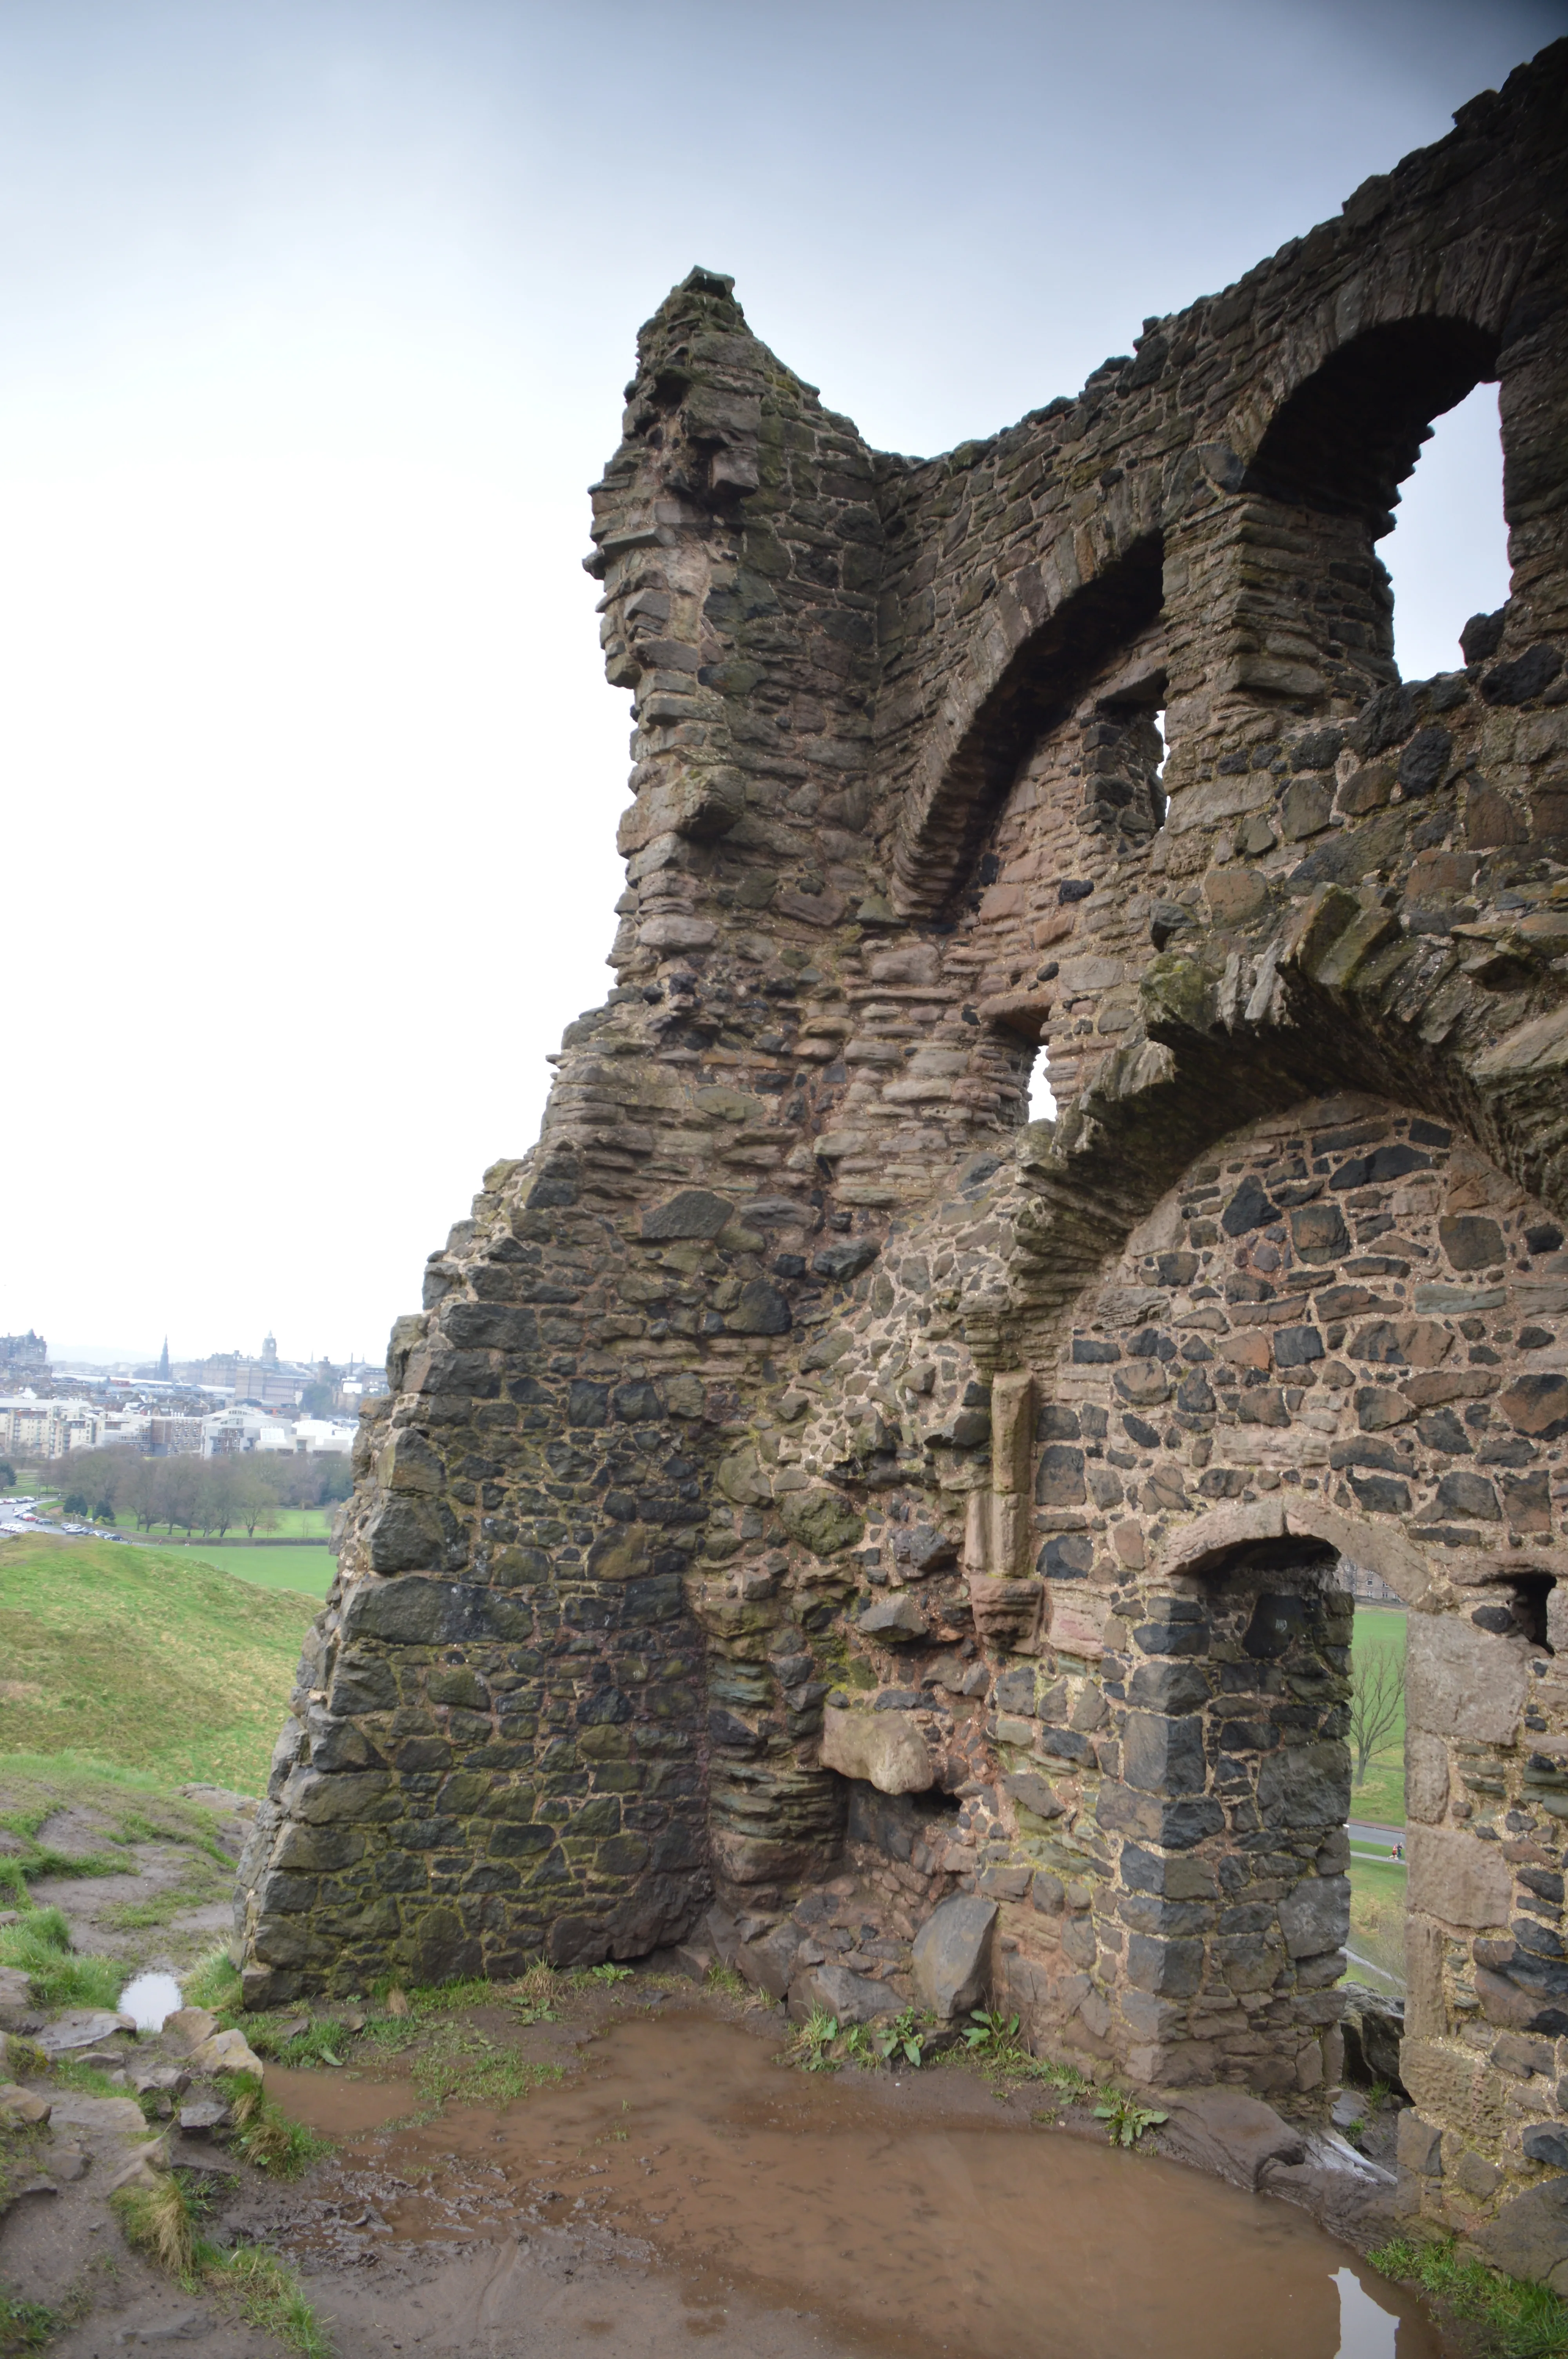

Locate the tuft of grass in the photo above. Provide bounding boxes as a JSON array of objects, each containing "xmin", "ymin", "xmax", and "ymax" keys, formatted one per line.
[
  {"xmin": 112, "ymin": 2163, "xmax": 331, "ymax": 2355},
  {"xmin": 112, "ymin": 2175, "xmax": 200, "ymax": 2282},
  {"xmin": 0, "ymin": 1906, "xmax": 123, "ymax": 2009},
  {"xmin": 225, "ymin": 2072, "xmax": 331, "ymax": 2181},
  {"xmin": 46, "ymin": 2055, "xmax": 130, "ymax": 2099},
  {"xmin": 230, "ymin": 2014, "xmax": 351, "ymax": 2070},
  {"xmin": 0, "ymin": 2280, "xmax": 56, "ymax": 2355},
  {"xmin": 182, "ymin": 1949, "xmax": 243, "ymax": 2013},
  {"xmin": 208, "ymin": 2245, "xmax": 331, "ymax": 2359},
  {"xmin": 779, "ymin": 2007, "xmax": 840, "ymax": 2073},
  {"xmin": 1370, "ymin": 2235, "xmax": 1568, "ymax": 2357},
  {"xmin": 705, "ymin": 1964, "xmax": 746, "ymax": 2001},
  {"xmin": 506, "ymin": 1960, "xmax": 561, "ymax": 2025}
]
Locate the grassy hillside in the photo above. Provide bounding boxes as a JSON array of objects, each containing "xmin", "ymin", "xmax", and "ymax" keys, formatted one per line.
[{"xmin": 0, "ymin": 1534, "xmax": 315, "ymax": 1790}]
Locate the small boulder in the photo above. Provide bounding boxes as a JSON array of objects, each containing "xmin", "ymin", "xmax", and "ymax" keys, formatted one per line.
[
  {"xmin": 0, "ymin": 2081, "xmax": 51, "ymax": 2127},
  {"xmin": 1159, "ymin": 2088, "xmax": 1307, "ymax": 2191},
  {"xmin": 176, "ymin": 2094, "xmax": 232, "ymax": 2136},
  {"xmin": 787, "ymin": 1963, "xmax": 897, "ymax": 2027},
  {"xmin": 858, "ymin": 1596, "xmax": 925, "ymax": 1643},
  {"xmin": 186, "ymin": 2029, "xmax": 263, "ymax": 2079},
  {"xmin": 735, "ymin": 1923, "xmax": 800, "ymax": 2004},
  {"xmin": 0, "ymin": 1967, "xmax": 36, "ymax": 2028},
  {"xmin": 1477, "ymin": 2178, "xmax": 1568, "ymax": 2290},
  {"xmin": 912, "ymin": 1895, "xmax": 998, "ymax": 2019},
  {"xmin": 160, "ymin": 2008, "xmax": 219, "ymax": 2053}
]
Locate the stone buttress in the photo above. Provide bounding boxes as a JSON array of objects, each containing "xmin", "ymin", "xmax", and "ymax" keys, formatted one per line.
[{"xmin": 237, "ymin": 39, "xmax": 1568, "ymax": 2279}]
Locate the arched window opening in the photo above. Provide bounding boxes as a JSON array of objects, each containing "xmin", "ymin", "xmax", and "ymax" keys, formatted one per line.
[
  {"xmin": 905, "ymin": 532, "xmax": 1165, "ymax": 918},
  {"xmin": 1237, "ymin": 316, "xmax": 1502, "ymax": 711},
  {"xmin": 1381, "ymin": 381, "xmax": 1509, "ymax": 683},
  {"xmin": 1243, "ymin": 317, "xmax": 1498, "ymax": 532}
]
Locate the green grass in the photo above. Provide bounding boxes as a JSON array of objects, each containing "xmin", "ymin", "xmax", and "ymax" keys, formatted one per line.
[
  {"xmin": 1351, "ymin": 1605, "xmax": 1407, "ymax": 1827},
  {"xmin": 180, "ymin": 1547, "xmax": 333, "ymax": 1599},
  {"xmin": 208, "ymin": 2245, "xmax": 331, "ymax": 2358},
  {"xmin": 0, "ymin": 1907, "xmax": 122, "ymax": 2010},
  {"xmin": 227, "ymin": 2073, "xmax": 333, "ymax": 2180},
  {"xmin": 0, "ymin": 2281, "xmax": 56, "ymax": 2355},
  {"xmin": 0, "ymin": 1534, "xmax": 316, "ymax": 1788},
  {"xmin": 1348, "ymin": 1852, "xmax": 1410, "ymax": 1992},
  {"xmin": 1371, "ymin": 2234, "xmax": 1568, "ymax": 2356},
  {"xmin": 183, "ymin": 1950, "xmax": 243, "ymax": 2012}
]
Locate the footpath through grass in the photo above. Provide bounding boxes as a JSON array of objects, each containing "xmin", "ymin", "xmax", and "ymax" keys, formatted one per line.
[{"xmin": 0, "ymin": 1532, "xmax": 316, "ymax": 1790}]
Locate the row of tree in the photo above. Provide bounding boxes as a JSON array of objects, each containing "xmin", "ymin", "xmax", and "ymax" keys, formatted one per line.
[{"xmin": 45, "ymin": 1445, "xmax": 352, "ymax": 1538}]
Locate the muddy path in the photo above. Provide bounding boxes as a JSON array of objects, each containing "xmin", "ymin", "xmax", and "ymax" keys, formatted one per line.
[{"xmin": 254, "ymin": 1983, "xmax": 1436, "ymax": 2359}]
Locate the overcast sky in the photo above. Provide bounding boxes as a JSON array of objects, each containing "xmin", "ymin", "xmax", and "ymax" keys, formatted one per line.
[{"xmin": 0, "ymin": 0, "xmax": 1558, "ymax": 1369}]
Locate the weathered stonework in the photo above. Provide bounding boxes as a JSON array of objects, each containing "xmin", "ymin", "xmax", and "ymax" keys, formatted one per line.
[{"xmin": 240, "ymin": 39, "xmax": 1568, "ymax": 2273}]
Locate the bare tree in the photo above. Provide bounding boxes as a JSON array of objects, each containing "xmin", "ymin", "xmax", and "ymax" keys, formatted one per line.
[{"xmin": 1349, "ymin": 1645, "xmax": 1405, "ymax": 1786}]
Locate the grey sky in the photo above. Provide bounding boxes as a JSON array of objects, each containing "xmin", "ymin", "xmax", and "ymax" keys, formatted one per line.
[{"xmin": 0, "ymin": 0, "xmax": 1559, "ymax": 1365}]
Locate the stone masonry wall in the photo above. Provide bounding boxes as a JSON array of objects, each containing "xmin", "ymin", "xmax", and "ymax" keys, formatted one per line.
[{"xmin": 237, "ymin": 37, "xmax": 1568, "ymax": 2279}]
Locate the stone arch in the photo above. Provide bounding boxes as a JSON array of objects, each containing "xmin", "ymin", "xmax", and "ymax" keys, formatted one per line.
[
  {"xmin": 891, "ymin": 529, "xmax": 1165, "ymax": 920},
  {"xmin": 1154, "ymin": 1496, "xmax": 1439, "ymax": 1611},
  {"xmin": 1238, "ymin": 314, "xmax": 1501, "ymax": 540},
  {"xmin": 1218, "ymin": 227, "xmax": 1528, "ymax": 508}
]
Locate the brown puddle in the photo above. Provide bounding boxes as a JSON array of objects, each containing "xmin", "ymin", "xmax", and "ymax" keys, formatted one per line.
[{"xmin": 271, "ymin": 2008, "xmax": 1439, "ymax": 2359}]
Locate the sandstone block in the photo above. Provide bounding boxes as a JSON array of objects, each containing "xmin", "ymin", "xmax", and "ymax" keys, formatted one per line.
[
  {"xmin": 1407, "ymin": 1826, "xmax": 1510, "ymax": 1929},
  {"xmin": 1406, "ymin": 1615, "xmax": 1526, "ymax": 1745},
  {"xmin": 1405, "ymin": 1730, "xmax": 1450, "ymax": 1823},
  {"xmin": 820, "ymin": 1707, "xmax": 933, "ymax": 1795}
]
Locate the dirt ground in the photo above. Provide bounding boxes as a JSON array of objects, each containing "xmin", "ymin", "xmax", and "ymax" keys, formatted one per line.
[{"xmin": 2, "ymin": 1963, "xmax": 1437, "ymax": 2359}]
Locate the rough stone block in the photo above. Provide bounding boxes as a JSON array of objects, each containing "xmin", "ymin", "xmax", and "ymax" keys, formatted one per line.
[
  {"xmin": 788, "ymin": 1963, "xmax": 897, "ymax": 2027},
  {"xmin": 912, "ymin": 1894, "xmax": 998, "ymax": 2019},
  {"xmin": 1278, "ymin": 1875, "xmax": 1350, "ymax": 1961},
  {"xmin": 1476, "ymin": 2179, "xmax": 1568, "ymax": 2289}
]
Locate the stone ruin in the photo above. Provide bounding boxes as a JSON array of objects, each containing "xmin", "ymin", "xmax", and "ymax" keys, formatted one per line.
[{"xmin": 238, "ymin": 38, "xmax": 1568, "ymax": 2274}]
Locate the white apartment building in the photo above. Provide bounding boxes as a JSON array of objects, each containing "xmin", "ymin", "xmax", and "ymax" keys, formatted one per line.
[
  {"xmin": 202, "ymin": 1408, "xmax": 295, "ymax": 1457},
  {"xmin": 292, "ymin": 1417, "xmax": 356, "ymax": 1456},
  {"xmin": 0, "ymin": 1396, "xmax": 105, "ymax": 1459},
  {"xmin": 202, "ymin": 1408, "xmax": 354, "ymax": 1458}
]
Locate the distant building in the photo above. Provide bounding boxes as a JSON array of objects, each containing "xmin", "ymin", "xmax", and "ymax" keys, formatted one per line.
[
  {"xmin": 181, "ymin": 1331, "xmax": 317, "ymax": 1408},
  {"xmin": 0, "ymin": 1395, "xmax": 104, "ymax": 1458},
  {"xmin": 0, "ymin": 1333, "xmax": 48, "ymax": 1379},
  {"xmin": 203, "ymin": 1407, "xmax": 296, "ymax": 1456},
  {"xmin": 1339, "ymin": 1557, "xmax": 1403, "ymax": 1606},
  {"xmin": 292, "ymin": 1417, "xmax": 356, "ymax": 1456},
  {"xmin": 147, "ymin": 1416, "xmax": 204, "ymax": 1457}
]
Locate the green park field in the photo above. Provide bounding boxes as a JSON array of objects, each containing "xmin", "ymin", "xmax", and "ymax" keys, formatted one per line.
[{"xmin": 183, "ymin": 1543, "xmax": 333, "ymax": 1597}]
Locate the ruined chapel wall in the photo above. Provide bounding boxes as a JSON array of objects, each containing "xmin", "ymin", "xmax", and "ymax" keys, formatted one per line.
[{"xmin": 232, "ymin": 32, "xmax": 1568, "ymax": 2281}]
